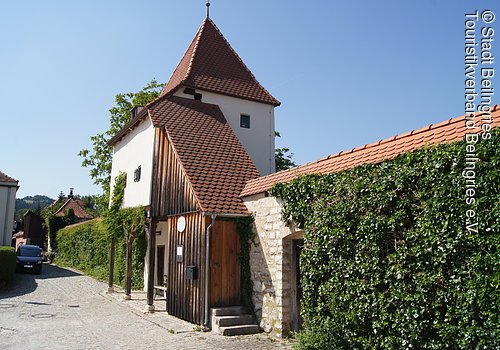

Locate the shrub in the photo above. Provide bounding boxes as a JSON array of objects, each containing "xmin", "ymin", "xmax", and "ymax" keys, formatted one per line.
[
  {"xmin": 273, "ymin": 129, "xmax": 499, "ymax": 349},
  {"xmin": 55, "ymin": 218, "xmax": 146, "ymax": 289},
  {"xmin": 0, "ymin": 246, "xmax": 16, "ymax": 282}
]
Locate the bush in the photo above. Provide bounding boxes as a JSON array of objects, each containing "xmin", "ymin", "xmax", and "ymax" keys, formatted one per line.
[
  {"xmin": 0, "ymin": 246, "xmax": 16, "ymax": 282},
  {"xmin": 55, "ymin": 218, "xmax": 146, "ymax": 289},
  {"xmin": 273, "ymin": 129, "xmax": 499, "ymax": 349}
]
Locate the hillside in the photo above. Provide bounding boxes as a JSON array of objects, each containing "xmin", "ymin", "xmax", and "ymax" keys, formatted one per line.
[{"xmin": 15, "ymin": 195, "xmax": 55, "ymax": 217}]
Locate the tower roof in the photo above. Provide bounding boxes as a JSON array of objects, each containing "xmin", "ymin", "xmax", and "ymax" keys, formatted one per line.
[{"xmin": 161, "ymin": 18, "xmax": 280, "ymax": 106}]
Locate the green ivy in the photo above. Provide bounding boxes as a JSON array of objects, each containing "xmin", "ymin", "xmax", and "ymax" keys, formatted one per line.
[
  {"xmin": 237, "ymin": 216, "xmax": 256, "ymax": 315},
  {"xmin": 272, "ymin": 129, "xmax": 499, "ymax": 349},
  {"xmin": 55, "ymin": 172, "xmax": 147, "ymax": 290},
  {"xmin": 55, "ymin": 218, "xmax": 146, "ymax": 289}
]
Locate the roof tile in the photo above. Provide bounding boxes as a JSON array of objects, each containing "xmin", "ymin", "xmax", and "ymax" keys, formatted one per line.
[
  {"xmin": 160, "ymin": 19, "xmax": 280, "ymax": 106},
  {"xmin": 0, "ymin": 170, "xmax": 17, "ymax": 183},
  {"xmin": 149, "ymin": 95, "xmax": 260, "ymax": 214}
]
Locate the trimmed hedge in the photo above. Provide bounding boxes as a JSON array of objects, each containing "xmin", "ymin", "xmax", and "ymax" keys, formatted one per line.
[
  {"xmin": 0, "ymin": 246, "xmax": 16, "ymax": 282},
  {"xmin": 272, "ymin": 129, "xmax": 499, "ymax": 349},
  {"xmin": 55, "ymin": 218, "xmax": 146, "ymax": 289}
]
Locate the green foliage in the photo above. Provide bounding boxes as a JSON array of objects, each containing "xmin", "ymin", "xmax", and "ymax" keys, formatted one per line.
[
  {"xmin": 104, "ymin": 172, "xmax": 127, "ymax": 241},
  {"xmin": 237, "ymin": 216, "xmax": 256, "ymax": 314},
  {"xmin": 275, "ymin": 131, "xmax": 297, "ymax": 171},
  {"xmin": 55, "ymin": 219, "xmax": 109, "ymax": 281},
  {"xmin": 55, "ymin": 216, "xmax": 147, "ymax": 289},
  {"xmin": 52, "ymin": 172, "xmax": 147, "ymax": 289},
  {"xmin": 79, "ymin": 80, "xmax": 163, "ymax": 198},
  {"xmin": 272, "ymin": 129, "xmax": 500, "ymax": 349},
  {"xmin": 79, "ymin": 194, "xmax": 102, "ymax": 217},
  {"xmin": 45, "ymin": 213, "xmax": 74, "ymax": 252},
  {"xmin": 0, "ymin": 246, "xmax": 16, "ymax": 282}
]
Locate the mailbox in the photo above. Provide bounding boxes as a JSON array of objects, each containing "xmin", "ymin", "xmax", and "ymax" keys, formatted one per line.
[{"xmin": 187, "ymin": 265, "xmax": 198, "ymax": 280}]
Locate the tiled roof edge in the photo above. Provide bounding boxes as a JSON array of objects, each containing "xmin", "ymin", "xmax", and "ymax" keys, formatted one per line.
[
  {"xmin": 241, "ymin": 106, "xmax": 499, "ymax": 197},
  {"xmin": 160, "ymin": 20, "xmax": 206, "ymax": 97},
  {"xmin": 204, "ymin": 19, "xmax": 281, "ymax": 107}
]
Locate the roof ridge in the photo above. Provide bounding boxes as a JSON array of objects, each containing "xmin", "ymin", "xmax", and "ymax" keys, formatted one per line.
[
  {"xmin": 243, "ymin": 107, "xmax": 500, "ymax": 194},
  {"xmin": 203, "ymin": 19, "xmax": 280, "ymax": 106},
  {"xmin": 159, "ymin": 20, "xmax": 207, "ymax": 97},
  {"xmin": 184, "ymin": 19, "xmax": 206, "ymax": 85}
]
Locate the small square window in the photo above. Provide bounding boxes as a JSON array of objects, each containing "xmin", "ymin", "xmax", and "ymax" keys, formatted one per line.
[
  {"xmin": 240, "ymin": 114, "xmax": 250, "ymax": 128},
  {"xmin": 134, "ymin": 166, "xmax": 141, "ymax": 182}
]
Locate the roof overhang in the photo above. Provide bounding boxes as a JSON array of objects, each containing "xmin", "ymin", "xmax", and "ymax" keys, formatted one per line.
[
  {"xmin": 107, "ymin": 107, "xmax": 150, "ymax": 146},
  {"xmin": 0, "ymin": 181, "xmax": 19, "ymax": 188}
]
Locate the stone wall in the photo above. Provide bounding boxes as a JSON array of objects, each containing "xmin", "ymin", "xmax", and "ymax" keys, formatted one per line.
[{"xmin": 243, "ymin": 193, "xmax": 302, "ymax": 338}]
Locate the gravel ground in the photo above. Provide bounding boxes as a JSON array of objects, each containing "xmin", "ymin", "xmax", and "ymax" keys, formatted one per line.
[{"xmin": 0, "ymin": 263, "xmax": 293, "ymax": 350}]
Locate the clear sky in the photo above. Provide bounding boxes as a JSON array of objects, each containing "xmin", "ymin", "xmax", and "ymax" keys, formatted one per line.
[{"xmin": 1, "ymin": 0, "xmax": 498, "ymax": 198}]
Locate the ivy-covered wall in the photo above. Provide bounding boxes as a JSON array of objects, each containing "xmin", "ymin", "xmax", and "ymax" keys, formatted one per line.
[
  {"xmin": 271, "ymin": 130, "xmax": 499, "ymax": 349},
  {"xmin": 55, "ymin": 217, "xmax": 146, "ymax": 289}
]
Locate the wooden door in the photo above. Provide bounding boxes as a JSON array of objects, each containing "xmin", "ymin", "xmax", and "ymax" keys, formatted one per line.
[
  {"xmin": 209, "ymin": 220, "xmax": 241, "ymax": 307},
  {"xmin": 291, "ymin": 239, "xmax": 304, "ymax": 331}
]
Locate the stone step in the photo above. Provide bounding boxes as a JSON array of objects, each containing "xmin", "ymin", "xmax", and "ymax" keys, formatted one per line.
[
  {"xmin": 215, "ymin": 314, "xmax": 253, "ymax": 327},
  {"xmin": 219, "ymin": 324, "xmax": 260, "ymax": 336},
  {"xmin": 211, "ymin": 306, "xmax": 244, "ymax": 317}
]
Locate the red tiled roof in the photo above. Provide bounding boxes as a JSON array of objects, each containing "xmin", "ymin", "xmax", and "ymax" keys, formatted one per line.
[
  {"xmin": 54, "ymin": 198, "xmax": 94, "ymax": 220},
  {"xmin": 0, "ymin": 170, "xmax": 17, "ymax": 183},
  {"xmin": 149, "ymin": 95, "xmax": 260, "ymax": 214},
  {"xmin": 241, "ymin": 107, "xmax": 500, "ymax": 197},
  {"xmin": 160, "ymin": 18, "xmax": 280, "ymax": 107}
]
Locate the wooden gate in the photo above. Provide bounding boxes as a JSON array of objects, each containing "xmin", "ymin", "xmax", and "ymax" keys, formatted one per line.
[{"xmin": 209, "ymin": 220, "xmax": 241, "ymax": 307}]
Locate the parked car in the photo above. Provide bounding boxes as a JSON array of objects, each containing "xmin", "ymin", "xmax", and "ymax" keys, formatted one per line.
[{"xmin": 16, "ymin": 245, "xmax": 43, "ymax": 274}]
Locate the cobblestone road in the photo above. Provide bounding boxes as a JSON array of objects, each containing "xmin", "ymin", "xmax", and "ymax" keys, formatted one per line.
[{"xmin": 0, "ymin": 264, "xmax": 293, "ymax": 350}]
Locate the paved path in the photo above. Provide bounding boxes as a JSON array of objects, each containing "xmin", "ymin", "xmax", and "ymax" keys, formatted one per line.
[{"xmin": 0, "ymin": 264, "xmax": 293, "ymax": 350}]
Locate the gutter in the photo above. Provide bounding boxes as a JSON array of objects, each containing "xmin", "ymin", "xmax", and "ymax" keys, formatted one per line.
[{"xmin": 203, "ymin": 213, "xmax": 217, "ymax": 329}]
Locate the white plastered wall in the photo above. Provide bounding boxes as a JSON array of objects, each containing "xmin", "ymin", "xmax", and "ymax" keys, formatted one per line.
[
  {"xmin": 110, "ymin": 117, "xmax": 155, "ymax": 208},
  {"xmin": 174, "ymin": 89, "xmax": 276, "ymax": 176},
  {"xmin": 0, "ymin": 183, "xmax": 18, "ymax": 246},
  {"xmin": 143, "ymin": 220, "xmax": 170, "ymax": 292}
]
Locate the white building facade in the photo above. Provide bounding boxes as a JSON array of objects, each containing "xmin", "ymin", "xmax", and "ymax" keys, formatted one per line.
[{"xmin": 0, "ymin": 171, "xmax": 18, "ymax": 246}]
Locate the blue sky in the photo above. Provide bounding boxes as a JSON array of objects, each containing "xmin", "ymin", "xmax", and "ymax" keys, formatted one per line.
[{"xmin": 1, "ymin": 0, "xmax": 498, "ymax": 198}]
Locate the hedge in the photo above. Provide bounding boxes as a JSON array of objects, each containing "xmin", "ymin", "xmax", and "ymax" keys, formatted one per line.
[
  {"xmin": 272, "ymin": 129, "xmax": 499, "ymax": 349},
  {"xmin": 0, "ymin": 246, "xmax": 16, "ymax": 282},
  {"xmin": 55, "ymin": 218, "xmax": 146, "ymax": 289}
]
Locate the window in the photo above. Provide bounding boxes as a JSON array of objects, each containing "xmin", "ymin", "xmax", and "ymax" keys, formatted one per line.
[
  {"xmin": 134, "ymin": 166, "xmax": 141, "ymax": 182},
  {"xmin": 240, "ymin": 114, "xmax": 250, "ymax": 128}
]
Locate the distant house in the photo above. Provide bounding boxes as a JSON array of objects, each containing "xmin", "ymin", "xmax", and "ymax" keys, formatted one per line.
[
  {"xmin": 52, "ymin": 189, "xmax": 94, "ymax": 223},
  {"xmin": 0, "ymin": 171, "xmax": 18, "ymax": 246},
  {"xmin": 13, "ymin": 210, "xmax": 46, "ymax": 249}
]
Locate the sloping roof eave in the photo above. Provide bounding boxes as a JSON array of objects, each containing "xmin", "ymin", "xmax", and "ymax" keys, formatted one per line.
[{"xmin": 241, "ymin": 106, "xmax": 500, "ymax": 197}]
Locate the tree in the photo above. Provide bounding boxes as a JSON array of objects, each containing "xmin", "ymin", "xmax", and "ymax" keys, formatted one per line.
[
  {"xmin": 79, "ymin": 80, "xmax": 163, "ymax": 201},
  {"xmin": 275, "ymin": 131, "xmax": 296, "ymax": 171}
]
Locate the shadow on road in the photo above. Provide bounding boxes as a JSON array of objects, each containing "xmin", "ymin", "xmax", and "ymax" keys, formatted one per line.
[{"xmin": 0, "ymin": 263, "xmax": 81, "ymax": 300}]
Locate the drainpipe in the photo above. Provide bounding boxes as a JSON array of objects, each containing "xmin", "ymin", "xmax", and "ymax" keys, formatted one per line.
[{"xmin": 203, "ymin": 213, "xmax": 217, "ymax": 329}]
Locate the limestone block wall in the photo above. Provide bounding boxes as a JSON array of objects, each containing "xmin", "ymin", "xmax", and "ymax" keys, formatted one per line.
[{"xmin": 243, "ymin": 193, "xmax": 302, "ymax": 337}]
